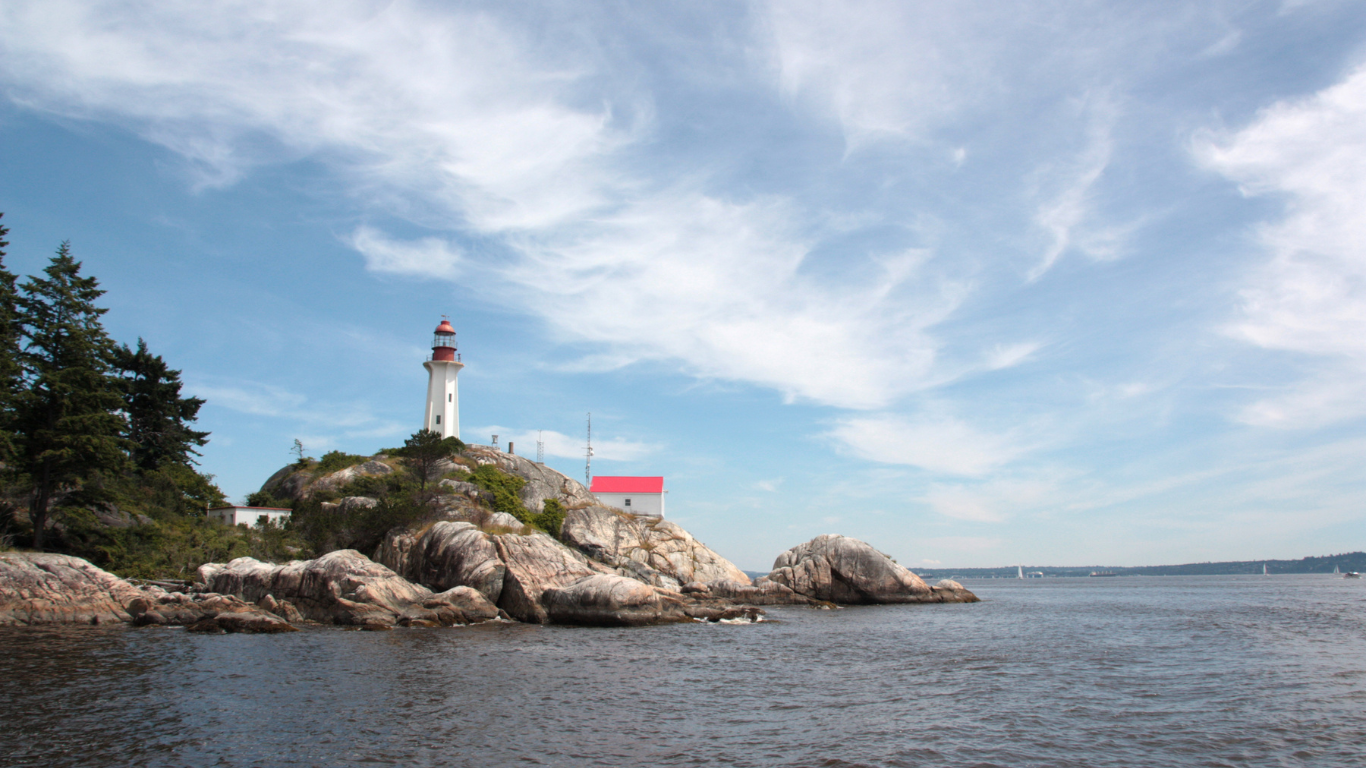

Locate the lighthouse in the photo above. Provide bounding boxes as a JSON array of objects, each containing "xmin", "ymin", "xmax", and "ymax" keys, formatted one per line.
[{"xmin": 423, "ymin": 318, "xmax": 464, "ymax": 439}]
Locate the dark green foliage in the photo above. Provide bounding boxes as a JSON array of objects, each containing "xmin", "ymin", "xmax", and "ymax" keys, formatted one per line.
[
  {"xmin": 0, "ymin": 213, "xmax": 21, "ymax": 463},
  {"xmin": 469, "ymin": 463, "xmax": 529, "ymax": 521},
  {"xmin": 112, "ymin": 338, "xmax": 208, "ymax": 471},
  {"xmin": 55, "ymin": 510, "xmax": 297, "ymax": 579},
  {"xmin": 15, "ymin": 243, "xmax": 129, "ymax": 549},
  {"xmin": 288, "ymin": 493, "xmax": 424, "ymax": 556},
  {"xmin": 399, "ymin": 429, "xmax": 465, "ymax": 489},
  {"xmin": 245, "ymin": 490, "xmax": 290, "ymax": 509},
  {"xmin": 314, "ymin": 450, "xmax": 367, "ymax": 475},
  {"xmin": 533, "ymin": 498, "xmax": 566, "ymax": 538}
]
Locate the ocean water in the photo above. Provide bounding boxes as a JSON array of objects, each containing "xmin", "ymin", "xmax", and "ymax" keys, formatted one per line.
[{"xmin": 2, "ymin": 575, "xmax": 1364, "ymax": 767}]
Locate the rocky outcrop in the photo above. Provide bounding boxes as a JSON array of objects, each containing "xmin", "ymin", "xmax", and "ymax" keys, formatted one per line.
[
  {"xmin": 198, "ymin": 549, "xmax": 500, "ymax": 627},
  {"xmin": 462, "ymin": 445, "xmax": 596, "ymax": 512},
  {"xmin": 261, "ymin": 459, "xmax": 396, "ymax": 502},
  {"xmin": 542, "ymin": 574, "xmax": 689, "ymax": 627},
  {"xmin": 767, "ymin": 535, "xmax": 979, "ymax": 605},
  {"xmin": 310, "ymin": 461, "xmax": 394, "ymax": 497},
  {"xmin": 560, "ymin": 505, "xmax": 751, "ymax": 590},
  {"xmin": 128, "ymin": 592, "xmax": 297, "ymax": 633},
  {"xmin": 0, "ymin": 552, "xmax": 146, "ymax": 625},
  {"xmin": 374, "ymin": 521, "xmax": 765, "ymax": 625},
  {"xmin": 704, "ymin": 578, "xmax": 823, "ymax": 606}
]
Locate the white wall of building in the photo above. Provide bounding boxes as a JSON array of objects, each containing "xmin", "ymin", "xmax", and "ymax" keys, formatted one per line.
[
  {"xmin": 593, "ymin": 492, "xmax": 664, "ymax": 518},
  {"xmin": 209, "ymin": 507, "xmax": 291, "ymax": 527}
]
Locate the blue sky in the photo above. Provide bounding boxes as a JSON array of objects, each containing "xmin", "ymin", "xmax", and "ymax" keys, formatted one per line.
[{"xmin": 2, "ymin": 1, "xmax": 1365, "ymax": 570}]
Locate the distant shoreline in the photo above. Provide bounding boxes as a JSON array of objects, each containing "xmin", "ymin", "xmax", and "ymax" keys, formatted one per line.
[{"xmin": 914, "ymin": 551, "xmax": 1366, "ymax": 579}]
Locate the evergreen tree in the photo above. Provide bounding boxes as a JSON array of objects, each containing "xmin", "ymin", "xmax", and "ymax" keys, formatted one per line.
[
  {"xmin": 401, "ymin": 429, "xmax": 464, "ymax": 490},
  {"xmin": 15, "ymin": 243, "xmax": 127, "ymax": 549},
  {"xmin": 0, "ymin": 214, "xmax": 21, "ymax": 462},
  {"xmin": 113, "ymin": 338, "xmax": 209, "ymax": 471}
]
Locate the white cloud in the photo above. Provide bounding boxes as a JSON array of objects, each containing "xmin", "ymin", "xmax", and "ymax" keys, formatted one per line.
[
  {"xmin": 467, "ymin": 426, "xmax": 658, "ymax": 463},
  {"xmin": 189, "ymin": 378, "xmax": 406, "ymax": 443},
  {"xmin": 985, "ymin": 342, "xmax": 1040, "ymax": 371},
  {"xmin": 0, "ymin": 0, "xmax": 970, "ymax": 411},
  {"xmin": 349, "ymin": 226, "xmax": 462, "ymax": 280},
  {"xmin": 828, "ymin": 412, "xmax": 1026, "ymax": 477},
  {"xmin": 1198, "ymin": 63, "xmax": 1366, "ymax": 427},
  {"xmin": 1028, "ymin": 98, "xmax": 1121, "ymax": 281}
]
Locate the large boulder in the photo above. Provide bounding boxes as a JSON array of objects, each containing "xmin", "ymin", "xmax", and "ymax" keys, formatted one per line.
[
  {"xmin": 560, "ymin": 505, "xmax": 751, "ymax": 590},
  {"xmin": 378, "ymin": 521, "xmax": 756, "ymax": 624},
  {"xmin": 0, "ymin": 552, "xmax": 146, "ymax": 625},
  {"xmin": 542, "ymin": 574, "xmax": 690, "ymax": 627},
  {"xmin": 767, "ymin": 534, "xmax": 978, "ymax": 605},
  {"xmin": 198, "ymin": 549, "xmax": 499, "ymax": 627}
]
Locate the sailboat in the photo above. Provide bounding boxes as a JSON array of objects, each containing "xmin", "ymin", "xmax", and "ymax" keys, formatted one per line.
[
  {"xmin": 1017, "ymin": 565, "xmax": 1024, "ymax": 580},
  {"xmin": 1263, "ymin": 563, "xmax": 1268, "ymax": 575},
  {"xmin": 1334, "ymin": 565, "xmax": 1340, "ymax": 574}
]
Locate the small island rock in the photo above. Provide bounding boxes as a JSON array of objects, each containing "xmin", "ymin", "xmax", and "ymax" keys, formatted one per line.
[{"xmin": 767, "ymin": 534, "xmax": 978, "ymax": 605}]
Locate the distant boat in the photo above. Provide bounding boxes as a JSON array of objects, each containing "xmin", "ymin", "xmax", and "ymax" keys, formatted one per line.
[
  {"xmin": 1334, "ymin": 565, "xmax": 1340, "ymax": 574},
  {"xmin": 1018, "ymin": 565, "xmax": 1024, "ymax": 580},
  {"xmin": 1346, "ymin": 572, "xmax": 1362, "ymax": 579},
  {"xmin": 1263, "ymin": 563, "xmax": 1268, "ymax": 575},
  {"xmin": 1089, "ymin": 571, "xmax": 1117, "ymax": 577}
]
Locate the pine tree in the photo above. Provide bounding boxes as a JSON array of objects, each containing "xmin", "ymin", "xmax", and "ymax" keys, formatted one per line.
[
  {"xmin": 15, "ymin": 243, "xmax": 128, "ymax": 550},
  {"xmin": 0, "ymin": 214, "xmax": 21, "ymax": 462},
  {"xmin": 113, "ymin": 338, "xmax": 209, "ymax": 472},
  {"xmin": 401, "ymin": 429, "xmax": 464, "ymax": 490}
]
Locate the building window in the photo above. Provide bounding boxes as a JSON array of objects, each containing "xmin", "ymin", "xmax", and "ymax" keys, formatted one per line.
[
  {"xmin": 448, "ymin": 393, "xmax": 452, "ymax": 402},
  {"xmin": 624, "ymin": 498, "xmax": 631, "ymax": 507},
  {"xmin": 435, "ymin": 415, "xmax": 441, "ymax": 425}
]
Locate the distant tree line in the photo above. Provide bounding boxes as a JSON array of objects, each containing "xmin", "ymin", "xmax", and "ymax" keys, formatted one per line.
[
  {"xmin": 923, "ymin": 552, "xmax": 1366, "ymax": 579},
  {"xmin": 0, "ymin": 213, "xmax": 222, "ymax": 552}
]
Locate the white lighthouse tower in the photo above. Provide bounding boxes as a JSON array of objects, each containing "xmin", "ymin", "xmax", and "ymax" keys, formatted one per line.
[{"xmin": 422, "ymin": 317, "xmax": 464, "ymax": 439}]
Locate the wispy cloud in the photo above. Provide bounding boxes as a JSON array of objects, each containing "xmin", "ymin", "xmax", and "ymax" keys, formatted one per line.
[
  {"xmin": 1197, "ymin": 63, "xmax": 1366, "ymax": 428},
  {"xmin": 828, "ymin": 412, "xmax": 1028, "ymax": 477},
  {"xmin": 349, "ymin": 226, "xmax": 462, "ymax": 280},
  {"xmin": 467, "ymin": 425, "xmax": 658, "ymax": 463}
]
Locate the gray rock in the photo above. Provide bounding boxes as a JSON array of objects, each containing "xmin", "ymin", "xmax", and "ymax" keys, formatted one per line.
[
  {"xmin": 561, "ymin": 505, "xmax": 750, "ymax": 589},
  {"xmin": 542, "ymin": 574, "xmax": 691, "ymax": 627},
  {"xmin": 463, "ymin": 445, "xmax": 596, "ymax": 512},
  {"xmin": 309, "ymin": 461, "xmax": 394, "ymax": 498},
  {"xmin": 486, "ymin": 512, "xmax": 524, "ymax": 529},
  {"xmin": 0, "ymin": 552, "xmax": 145, "ymax": 625},
  {"xmin": 767, "ymin": 534, "xmax": 979, "ymax": 605},
  {"xmin": 198, "ymin": 549, "xmax": 500, "ymax": 627},
  {"xmin": 492, "ymin": 532, "xmax": 604, "ymax": 624},
  {"xmin": 706, "ymin": 578, "xmax": 820, "ymax": 606}
]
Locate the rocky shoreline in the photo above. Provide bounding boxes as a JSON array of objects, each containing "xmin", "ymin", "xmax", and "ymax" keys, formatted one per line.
[{"xmin": 0, "ymin": 451, "xmax": 977, "ymax": 632}]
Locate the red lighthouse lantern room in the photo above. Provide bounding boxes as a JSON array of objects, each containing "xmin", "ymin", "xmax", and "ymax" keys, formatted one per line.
[{"xmin": 431, "ymin": 318, "xmax": 458, "ymax": 362}]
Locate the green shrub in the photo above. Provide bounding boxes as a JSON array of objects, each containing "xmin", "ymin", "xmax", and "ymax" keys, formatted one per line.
[
  {"xmin": 315, "ymin": 450, "xmax": 368, "ymax": 475},
  {"xmin": 533, "ymin": 498, "xmax": 566, "ymax": 538},
  {"xmin": 469, "ymin": 464, "xmax": 529, "ymax": 521},
  {"xmin": 246, "ymin": 490, "xmax": 290, "ymax": 509}
]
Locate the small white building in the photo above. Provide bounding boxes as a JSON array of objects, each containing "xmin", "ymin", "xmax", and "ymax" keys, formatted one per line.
[
  {"xmin": 590, "ymin": 476, "xmax": 665, "ymax": 518},
  {"xmin": 208, "ymin": 506, "xmax": 291, "ymax": 528}
]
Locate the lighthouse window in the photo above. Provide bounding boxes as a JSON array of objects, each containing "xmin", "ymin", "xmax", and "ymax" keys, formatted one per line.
[
  {"xmin": 448, "ymin": 394, "xmax": 452, "ymax": 402},
  {"xmin": 435, "ymin": 415, "xmax": 441, "ymax": 425}
]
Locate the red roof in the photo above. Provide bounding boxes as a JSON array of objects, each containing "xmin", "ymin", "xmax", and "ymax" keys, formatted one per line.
[
  {"xmin": 590, "ymin": 476, "xmax": 664, "ymax": 494},
  {"xmin": 434, "ymin": 319, "xmax": 456, "ymax": 335}
]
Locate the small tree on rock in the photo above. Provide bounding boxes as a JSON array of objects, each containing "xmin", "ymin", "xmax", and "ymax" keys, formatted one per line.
[{"xmin": 401, "ymin": 429, "xmax": 465, "ymax": 490}]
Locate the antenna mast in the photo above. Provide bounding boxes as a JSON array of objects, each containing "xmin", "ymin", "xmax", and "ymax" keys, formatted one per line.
[
  {"xmin": 537, "ymin": 430, "xmax": 544, "ymax": 464},
  {"xmin": 585, "ymin": 412, "xmax": 593, "ymax": 488}
]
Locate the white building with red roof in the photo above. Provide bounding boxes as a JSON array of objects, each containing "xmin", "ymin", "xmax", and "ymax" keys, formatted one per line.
[{"xmin": 589, "ymin": 476, "xmax": 665, "ymax": 518}]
